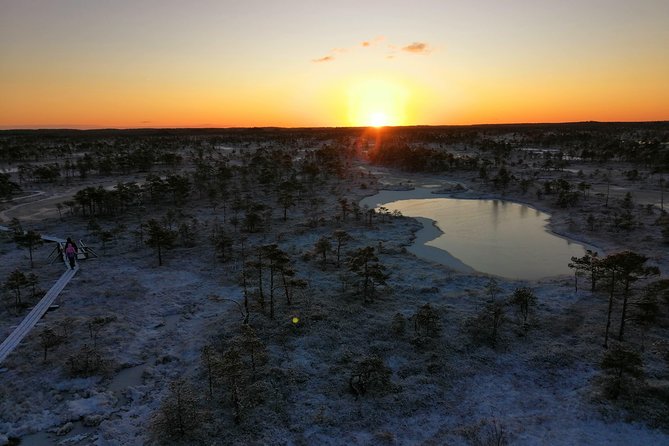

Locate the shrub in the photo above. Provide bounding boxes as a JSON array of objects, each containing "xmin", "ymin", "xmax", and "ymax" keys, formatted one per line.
[
  {"xmin": 600, "ymin": 344, "xmax": 644, "ymax": 399},
  {"xmin": 391, "ymin": 312, "xmax": 406, "ymax": 336},
  {"xmin": 414, "ymin": 303, "xmax": 441, "ymax": 338},
  {"xmin": 349, "ymin": 355, "xmax": 393, "ymax": 399},
  {"xmin": 66, "ymin": 345, "xmax": 105, "ymax": 377},
  {"xmin": 464, "ymin": 301, "xmax": 507, "ymax": 349},
  {"xmin": 151, "ymin": 379, "xmax": 205, "ymax": 442}
]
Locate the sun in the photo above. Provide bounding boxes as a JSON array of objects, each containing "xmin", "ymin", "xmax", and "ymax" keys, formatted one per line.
[
  {"xmin": 347, "ymin": 79, "xmax": 409, "ymax": 127},
  {"xmin": 369, "ymin": 111, "xmax": 389, "ymax": 127}
]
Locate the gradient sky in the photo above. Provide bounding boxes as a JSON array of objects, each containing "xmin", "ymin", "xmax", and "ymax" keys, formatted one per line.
[{"xmin": 1, "ymin": 0, "xmax": 668, "ymax": 128}]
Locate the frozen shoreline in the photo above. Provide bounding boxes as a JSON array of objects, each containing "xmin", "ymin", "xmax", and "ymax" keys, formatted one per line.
[{"xmin": 408, "ymin": 216, "xmax": 476, "ymax": 274}]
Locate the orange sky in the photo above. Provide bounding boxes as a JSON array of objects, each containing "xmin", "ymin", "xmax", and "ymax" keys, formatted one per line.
[{"xmin": 1, "ymin": 0, "xmax": 668, "ymax": 129}]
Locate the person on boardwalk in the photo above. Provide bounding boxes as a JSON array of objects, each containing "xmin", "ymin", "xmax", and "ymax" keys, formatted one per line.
[{"xmin": 64, "ymin": 237, "xmax": 78, "ymax": 269}]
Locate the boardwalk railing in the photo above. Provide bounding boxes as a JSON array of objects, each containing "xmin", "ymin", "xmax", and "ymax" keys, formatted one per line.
[{"xmin": 49, "ymin": 240, "xmax": 97, "ymax": 265}]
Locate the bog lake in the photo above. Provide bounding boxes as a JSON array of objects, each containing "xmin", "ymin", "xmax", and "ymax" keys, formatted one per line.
[{"xmin": 361, "ymin": 188, "xmax": 599, "ymax": 281}]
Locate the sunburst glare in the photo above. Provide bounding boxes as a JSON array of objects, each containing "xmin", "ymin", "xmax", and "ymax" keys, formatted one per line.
[{"xmin": 347, "ymin": 79, "xmax": 408, "ymax": 127}]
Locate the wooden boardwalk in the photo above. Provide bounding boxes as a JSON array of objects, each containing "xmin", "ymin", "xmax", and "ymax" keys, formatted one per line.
[
  {"xmin": 0, "ymin": 226, "xmax": 85, "ymax": 365},
  {"xmin": 0, "ymin": 266, "xmax": 78, "ymax": 364},
  {"xmin": 0, "ymin": 225, "xmax": 65, "ymax": 243}
]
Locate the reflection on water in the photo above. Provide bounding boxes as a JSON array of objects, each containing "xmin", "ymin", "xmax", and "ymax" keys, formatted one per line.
[{"xmin": 379, "ymin": 196, "xmax": 597, "ymax": 280}]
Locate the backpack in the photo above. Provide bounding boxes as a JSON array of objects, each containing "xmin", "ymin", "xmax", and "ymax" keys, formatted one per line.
[{"xmin": 65, "ymin": 245, "xmax": 76, "ymax": 255}]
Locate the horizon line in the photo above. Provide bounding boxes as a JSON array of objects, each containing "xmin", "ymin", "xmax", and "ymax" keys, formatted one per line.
[{"xmin": 2, "ymin": 119, "xmax": 669, "ymax": 132}]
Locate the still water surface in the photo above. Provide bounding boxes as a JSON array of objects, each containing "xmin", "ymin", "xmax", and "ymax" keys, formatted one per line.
[{"xmin": 364, "ymin": 192, "xmax": 597, "ymax": 280}]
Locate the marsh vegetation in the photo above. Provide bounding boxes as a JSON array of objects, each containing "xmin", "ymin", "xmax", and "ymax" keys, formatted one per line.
[{"xmin": 0, "ymin": 123, "xmax": 668, "ymax": 445}]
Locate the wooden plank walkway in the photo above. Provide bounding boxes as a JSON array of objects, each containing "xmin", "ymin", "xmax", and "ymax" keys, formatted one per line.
[
  {"xmin": 0, "ymin": 224, "xmax": 65, "ymax": 244},
  {"xmin": 0, "ymin": 224, "xmax": 92, "ymax": 366},
  {"xmin": 41, "ymin": 234, "xmax": 66, "ymax": 243},
  {"xmin": 0, "ymin": 266, "xmax": 78, "ymax": 364},
  {"xmin": 0, "ymin": 226, "xmax": 82, "ymax": 365}
]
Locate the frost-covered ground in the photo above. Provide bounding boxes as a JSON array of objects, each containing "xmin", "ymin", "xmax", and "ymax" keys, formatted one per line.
[{"xmin": 0, "ymin": 159, "xmax": 667, "ymax": 445}]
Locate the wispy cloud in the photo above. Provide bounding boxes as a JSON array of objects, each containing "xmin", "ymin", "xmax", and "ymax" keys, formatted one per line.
[
  {"xmin": 312, "ymin": 37, "xmax": 431, "ymax": 62},
  {"xmin": 401, "ymin": 42, "xmax": 431, "ymax": 54},
  {"xmin": 312, "ymin": 55, "xmax": 335, "ymax": 63},
  {"xmin": 361, "ymin": 36, "xmax": 385, "ymax": 47}
]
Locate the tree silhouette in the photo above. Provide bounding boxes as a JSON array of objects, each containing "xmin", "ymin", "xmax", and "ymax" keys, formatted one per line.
[
  {"xmin": 348, "ymin": 246, "xmax": 388, "ymax": 303},
  {"xmin": 5, "ymin": 269, "xmax": 29, "ymax": 306},
  {"xmin": 568, "ymin": 250, "xmax": 600, "ymax": 293},
  {"xmin": 600, "ymin": 255, "xmax": 618, "ymax": 349},
  {"xmin": 349, "ymin": 355, "xmax": 392, "ymax": 399},
  {"xmin": 577, "ymin": 181, "xmax": 591, "ymax": 199},
  {"xmin": 485, "ymin": 277, "xmax": 502, "ymax": 302},
  {"xmin": 145, "ymin": 219, "xmax": 177, "ymax": 266},
  {"xmin": 606, "ymin": 251, "xmax": 659, "ymax": 342},
  {"xmin": 333, "ymin": 229, "xmax": 352, "ymax": 268},
  {"xmin": 0, "ymin": 172, "xmax": 20, "ymax": 199},
  {"xmin": 14, "ymin": 229, "xmax": 43, "ymax": 268},
  {"xmin": 633, "ymin": 281, "xmax": 665, "ymax": 350},
  {"xmin": 338, "ymin": 198, "xmax": 350, "ymax": 221},
  {"xmin": 492, "ymin": 166, "xmax": 511, "ymax": 192},
  {"xmin": 250, "ymin": 246, "xmax": 266, "ymax": 312},
  {"xmin": 218, "ymin": 325, "xmax": 268, "ymax": 423},
  {"xmin": 599, "ymin": 251, "xmax": 659, "ymax": 347},
  {"xmin": 277, "ymin": 180, "xmax": 297, "ymax": 221},
  {"xmin": 243, "ymin": 204, "xmax": 264, "ymax": 233},
  {"xmin": 87, "ymin": 315, "xmax": 115, "ymax": 348},
  {"xmin": 8, "ymin": 217, "xmax": 22, "ymax": 236},
  {"xmin": 486, "ymin": 301, "xmax": 506, "ymax": 348},
  {"xmin": 152, "ymin": 379, "xmax": 202, "ymax": 439},
  {"xmin": 314, "ymin": 236, "xmax": 331, "ymax": 270},
  {"xmin": 165, "ymin": 174, "xmax": 191, "ymax": 206},
  {"xmin": 600, "ymin": 344, "xmax": 643, "ymax": 399},
  {"xmin": 413, "ymin": 303, "xmax": 441, "ymax": 338},
  {"xmin": 201, "ymin": 345, "xmax": 221, "ymax": 397},
  {"xmin": 25, "ymin": 272, "xmax": 40, "ymax": 299},
  {"xmin": 263, "ymin": 244, "xmax": 290, "ymax": 319},
  {"xmin": 510, "ymin": 287, "xmax": 537, "ymax": 331},
  {"xmin": 39, "ymin": 327, "xmax": 64, "ymax": 362},
  {"xmin": 212, "ymin": 230, "xmax": 234, "ymax": 263},
  {"xmin": 145, "ymin": 174, "xmax": 166, "ymax": 203}
]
